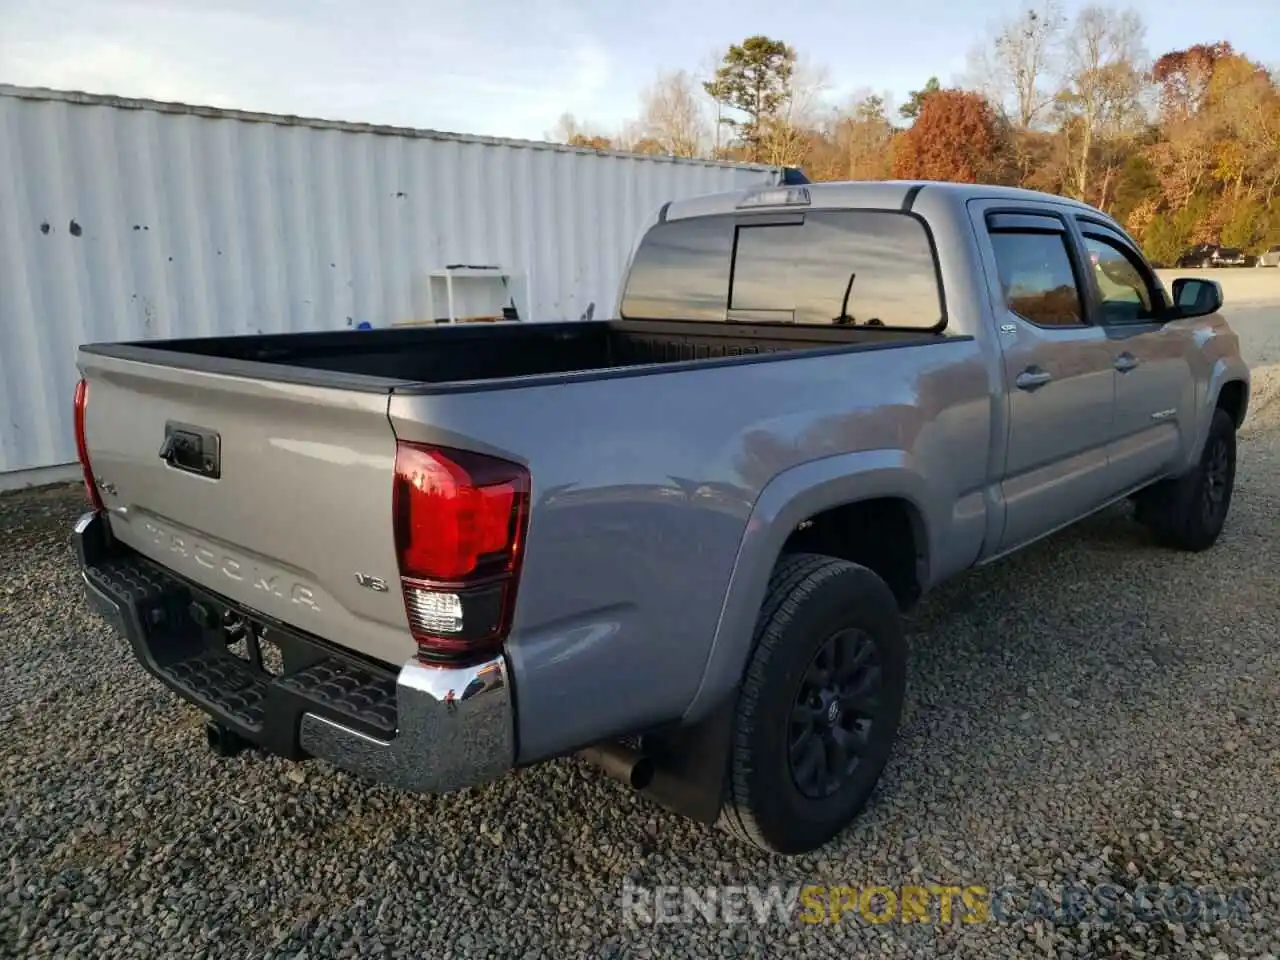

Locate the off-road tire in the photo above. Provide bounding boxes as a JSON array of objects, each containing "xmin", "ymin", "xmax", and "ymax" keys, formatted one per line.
[{"xmin": 717, "ymin": 553, "xmax": 906, "ymax": 855}]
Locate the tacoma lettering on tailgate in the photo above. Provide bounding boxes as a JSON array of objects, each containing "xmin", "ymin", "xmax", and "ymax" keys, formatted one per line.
[{"xmin": 141, "ymin": 520, "xmax": 321, "ymax": 612}]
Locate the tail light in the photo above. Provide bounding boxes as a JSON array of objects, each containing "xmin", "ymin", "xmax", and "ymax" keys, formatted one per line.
[
  {"xmin": 393, "ymin": 441, "xmax": 530, "ymax": 664},
  {"xmin": 74, "ymin": 378, "xmax": 105, "ymax": 512}
]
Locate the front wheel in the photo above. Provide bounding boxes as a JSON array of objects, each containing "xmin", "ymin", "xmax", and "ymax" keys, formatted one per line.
[
  {"xmin": 1134, "ymin": 407, "xmax": 1237, "ymax": 551},
  {"xmin": 718, "ymin": 554, "xmax": 906, "ymax": 855}
]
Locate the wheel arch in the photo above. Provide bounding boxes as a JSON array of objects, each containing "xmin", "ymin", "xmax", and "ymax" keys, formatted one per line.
[
  {"xmin": 1215, "ymin": 378, "xmax": 1249, "ymax": 429},
  {"xmin": 1191, "ymin": 359, "xmax": 1251, "ymax": 458},
  {"xmin": 680, "ymin": 449, "xmax": 935, "ymax": 725}
]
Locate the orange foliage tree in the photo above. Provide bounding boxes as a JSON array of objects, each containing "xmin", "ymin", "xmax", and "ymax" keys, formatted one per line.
[{"xmin": 890, "ymin": 89, "xmax": 1009, "ymax": 182}]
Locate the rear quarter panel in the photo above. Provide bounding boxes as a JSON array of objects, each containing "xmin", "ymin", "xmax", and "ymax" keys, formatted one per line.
[{"xmin": 390, "ymin": 336, "xmax": 994, "ymax": 762}]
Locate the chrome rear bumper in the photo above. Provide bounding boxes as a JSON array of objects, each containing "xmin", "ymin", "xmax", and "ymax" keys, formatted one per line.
[{"xmin": 298, "ymin": 656, "xmax": 513, "ymax": 792}]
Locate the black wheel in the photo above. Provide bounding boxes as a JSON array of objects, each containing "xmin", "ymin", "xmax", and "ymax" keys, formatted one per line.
[
  {"xmin": 1134, "ymin": 407, "xmax": 1237, "ymax": 551},
  {"xmin": 718, "ymin": 553, "xmax": 906, "ymax": 855}
]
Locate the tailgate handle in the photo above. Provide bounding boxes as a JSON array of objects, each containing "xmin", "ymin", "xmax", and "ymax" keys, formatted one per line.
[{"xmin": 160, "ymin": 422, "xmax": 221, "ymax": 479}]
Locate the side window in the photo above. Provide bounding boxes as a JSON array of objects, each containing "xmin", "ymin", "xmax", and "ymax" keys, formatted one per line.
[
  {"xmin": 1081, "ymin": 233, "xmax": 1161, "ymax": 323},
  {"xmin": 988, "ymin": 231, "xmax": 1086, "ymax": 327},
  {"xmin": 618, "ymin": 217, "xmax": 733, "ymax": 322}
]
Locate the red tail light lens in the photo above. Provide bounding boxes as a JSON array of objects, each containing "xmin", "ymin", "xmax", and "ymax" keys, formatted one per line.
[
  {"xmin": 393, "ymin": 444, "xmax": 525, "ymax": 581},
  {"xmin": 74, "ymin": 378, "xmax": 105, "ymax": 512},
  {"xmin": 393, "ymin": 442, "xmax": 529, "ymax": 663}
]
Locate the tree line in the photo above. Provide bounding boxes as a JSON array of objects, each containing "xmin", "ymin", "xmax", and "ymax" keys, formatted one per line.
[{"xmin": 549, "ymin": 2, "xmax": 1280, "ymax": 263}]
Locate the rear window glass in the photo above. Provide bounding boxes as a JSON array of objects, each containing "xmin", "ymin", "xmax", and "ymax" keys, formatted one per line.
[
  {"xmin": 620, "ymin": 210, "xmax": 944, "ymax": 329},
  {"xmin": 616, "ymin": 217, "xmax": 733, "ymax": 323}
]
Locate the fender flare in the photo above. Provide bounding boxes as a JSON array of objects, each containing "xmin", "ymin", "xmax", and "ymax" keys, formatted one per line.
[
  {"xmin": 680, "ymin": 448, "xmax": 934, "ymax": 724},
  {"xmin": 1197, "ymin": 359, "xmax": 1251, "ymax": 453}
]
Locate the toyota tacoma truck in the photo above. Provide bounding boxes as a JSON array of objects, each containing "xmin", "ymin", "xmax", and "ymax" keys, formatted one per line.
[{"xmin": 72, "ymin": 180, "xmax": 1250, "ymax": 855}]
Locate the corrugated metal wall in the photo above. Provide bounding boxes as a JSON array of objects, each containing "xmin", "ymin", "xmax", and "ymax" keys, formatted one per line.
[{"xmin": 0, "ymin": 86, "xmax": 774, "ymax": 480}]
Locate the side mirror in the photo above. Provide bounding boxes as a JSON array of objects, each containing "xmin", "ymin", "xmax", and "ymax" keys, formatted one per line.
[{"xmin": 1171, "ymin": 277, "xmax": 1223, "ymax": 318}]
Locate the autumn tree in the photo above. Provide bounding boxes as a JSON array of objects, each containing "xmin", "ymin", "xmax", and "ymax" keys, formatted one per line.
[
  {"xmin": 704, "ymin": 36, "xmax": 797, "ymax": 161},
  {"xmin": 637, "ymin": 70, "xmax": 707, "ymax": 158},
  {"xmin": 968, "ymin": 0, "xmax": 1065, "ymax": 128},
  {"xmin": 549, "ymin": 113, "xmax": 584, "ymax": 143},
  {"xmin": 1055, "ymin": 5, "xmax": 1148, "ymax": 202},
  {"xmin": 899, "ymin": 76, "xmax": 941, "ymax": 122},
  {"xmin": 1146, "ymin": 122, "xmax": 1214, "ymax": 210},
  {"xmin": 629, "ymin": 137, "xmax": 668, "ymax": 156},
  {"xmin": 891, "ymin": 89, "xmax": 1010, "ymax": 182},
  {"xmin": 758, "ymin": 59, "xmax": 831, "ymax": 166},
  {"xmin": 1144, "ymin": 45, "xmax": 1280, "ymax": 239},
  {"xmin": 1151, "ymin": 42, "xmax": 1235, "ymax": 122},
  {"xmin": 818, "ymin": 92, "xmax": 897, "ymax": 180},
  {"xmin": 549, "ymin": 113, "xmax": 614, "ymax": 150},
  {"xmin": 1204, "ymin": 53, "xmax": 1280, "ymax": 205}
]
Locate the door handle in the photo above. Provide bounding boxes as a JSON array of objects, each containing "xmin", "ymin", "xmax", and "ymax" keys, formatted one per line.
[
  {"xmin": 1015, "ymin": 368, "xmax": 1053, "ymax": 390},
  {"xmin": 1114, "ymin": 352, "xmax": 1140, "ymax": 373}
]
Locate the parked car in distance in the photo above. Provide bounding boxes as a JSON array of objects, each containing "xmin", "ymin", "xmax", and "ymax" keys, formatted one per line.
[
  {"xmin": 1258, "ymin": 244, "xmax": 1280, "ymax": 267},
  {"xmin": 1177, "ymin": 244, "xmax": 1251, "ymax": 268},
  {"xmin": 1214, "ymin": 247, "xmax": 1250, "ymax": 267},
  {"xmin": 72, "ymin": 180, "xmax": 1252, "ymax": 856},
  {"xmin": 1177, "ymin": 244, "xmax": 1219, "ymax": 268}
]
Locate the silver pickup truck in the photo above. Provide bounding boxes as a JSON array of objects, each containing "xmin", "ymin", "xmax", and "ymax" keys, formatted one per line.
[{"xmin": 73, "ymin": 180, "xmax": 1250, "ymax": 856}]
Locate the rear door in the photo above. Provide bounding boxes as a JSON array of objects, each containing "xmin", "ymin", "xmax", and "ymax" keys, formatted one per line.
[
  {"xmin": 77, "ymin": 351, "xmax": 414, "ymax": 667},
  {"xmin": 971, "ymin": 203, "xmax": 1117, "ymax": 552},
  {"xmin": 1075, "ymin": 219, "xmax": 1196, "ymax": 492}
]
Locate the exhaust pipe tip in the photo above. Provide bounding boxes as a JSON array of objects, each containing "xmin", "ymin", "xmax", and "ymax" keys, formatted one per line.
[
  {"xmin": 628, "ymin": 755, "xmax": 656, "ymax": 791},
  {"xmin": 205, "ymin": 720, "xmax": 247, "ymax": 758},
  {"xmin": 579, "ymin": 742, "xmax": 655, "ymax": 791}
]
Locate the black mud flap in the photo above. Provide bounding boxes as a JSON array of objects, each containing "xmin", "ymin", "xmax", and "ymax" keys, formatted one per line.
[{"xmin": 638, "ymin": 696, "xmax": 737, "ymax": 824}]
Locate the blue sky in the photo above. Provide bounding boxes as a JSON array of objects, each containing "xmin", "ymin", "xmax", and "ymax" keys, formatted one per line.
[{"xmin": 2, "ymin": 0, "xmax": 1276, "ymax": 141}]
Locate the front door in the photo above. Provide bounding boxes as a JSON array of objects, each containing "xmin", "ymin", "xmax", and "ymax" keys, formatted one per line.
[
  {"xmin": 976, "ymin": 206, "xmax": 1118, "ymax": 553},
  {"xmin": 1076, "ymin": 224, "xmax": 1196, "ymax": 493}
]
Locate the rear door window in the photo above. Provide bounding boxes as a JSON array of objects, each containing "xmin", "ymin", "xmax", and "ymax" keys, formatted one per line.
[
  {"xmin": 619, "ymin": 210, "xmax": 944, "ymax": 329},
  {"xmin": 988, "ymin": 231, "xmax": 1087, "ymax": 328}
]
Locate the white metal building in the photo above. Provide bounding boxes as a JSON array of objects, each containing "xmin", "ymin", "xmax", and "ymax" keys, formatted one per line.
[{"xmin": 0, "ymin": 85, "xmax": 777, "ymax": 487}]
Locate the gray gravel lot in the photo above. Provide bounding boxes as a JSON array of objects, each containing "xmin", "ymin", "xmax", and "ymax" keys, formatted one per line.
[{"xmin": 3, "ymin": 374, "xmax": 1279, "ymax": 959}]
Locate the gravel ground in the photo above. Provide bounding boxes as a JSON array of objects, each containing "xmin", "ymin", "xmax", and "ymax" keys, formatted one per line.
[{"xmin": 3, "ymin": 378, "xmax": 1279, "ymax": 959}]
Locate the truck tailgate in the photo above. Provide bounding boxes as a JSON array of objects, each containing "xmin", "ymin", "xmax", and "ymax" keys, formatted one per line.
[{"xmin": 77, "ymin": 352, "xmax": 415, "ymax": 667}]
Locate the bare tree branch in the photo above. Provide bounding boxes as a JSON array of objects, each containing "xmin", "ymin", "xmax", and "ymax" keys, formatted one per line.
[
  {"xmin": 1056, "ymin": 4, "xmax": 1148, "ymax": 200},
  {"xmin": 760, "ymin": 57, "xmax": 830, "ymax": 166},
  {"xmin": 637, "ymin": 70, "xmax": 708, "ymax": 157},
  {"xmin": 967, "ymin": 0, "xmax": 1066, "ymax": 128}
]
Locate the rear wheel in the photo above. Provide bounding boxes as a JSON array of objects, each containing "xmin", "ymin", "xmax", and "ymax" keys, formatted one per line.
[
  {"xmin": 718, "ymin": 554, "xmax": 906, "ymax": 855},
  {"xmin": 1134, "ymin": 407, "xmax": 1237, "ymax": 551}
]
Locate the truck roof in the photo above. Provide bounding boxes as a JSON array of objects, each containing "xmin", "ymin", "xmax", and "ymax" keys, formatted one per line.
[{"xmin": 665, "ymin": 179, "xmax": 1102, "ymax": 222}]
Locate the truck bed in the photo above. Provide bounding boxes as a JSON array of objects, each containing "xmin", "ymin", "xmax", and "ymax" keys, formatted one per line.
[{"xmin": 82, "ymin": 319, "xmax": 943, "ymax": 392}]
